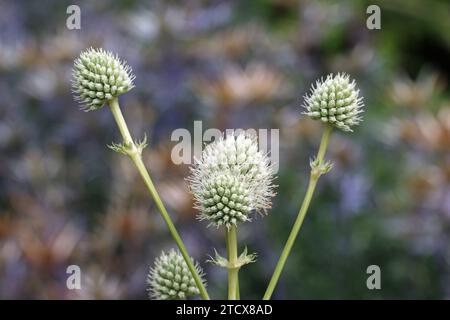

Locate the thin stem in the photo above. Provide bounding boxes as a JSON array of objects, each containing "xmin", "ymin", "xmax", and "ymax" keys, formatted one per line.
[
  {"xmin": 109, "ymin": 98, "xmax": 134, "ymax": 145},
  {"xmin": 316, "ymin": 125, "xmax": 332, "ymax": 167},
  {"xmin": 263, "ymin": 125, "xmax": 333, "ymax": 300},
  {"xmin": 226, "ymin": 225, "xmax": 239, "ymax": 300},
  {"xmin": 108, "ymin": 98, "xmax": 210, "ymax": 300}
]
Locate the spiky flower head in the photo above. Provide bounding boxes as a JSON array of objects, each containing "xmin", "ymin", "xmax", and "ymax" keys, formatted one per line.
[
  {"xmin": 147, "ymin": 249, "xmax": 205, "ymax": 300},
  {"xmin": 303, "ymin": 73, "xmax": 364, "ymax": 132},
  {"xmin": 188, "ymin": 131, "xmax": 276, "ymax": 228},
  {"xmin": 72, "ymin": 48, "xmax": 135, "ymax": 111}
]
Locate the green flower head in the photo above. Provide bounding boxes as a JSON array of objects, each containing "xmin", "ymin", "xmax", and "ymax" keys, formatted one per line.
[
  {"xmin": 188, "ymin": 131, "xmax": 276, "ymax": 229},
  {"xmin": 72, "ymin": 48, "xmax": 135, "ymax": 111},
  {"xmin": 303, "ymin": 73, "xmax": 364, "ymax": 132},
  {"xmin": 147, "ymin": 249, "xmax": 205, "ymax": 300}
]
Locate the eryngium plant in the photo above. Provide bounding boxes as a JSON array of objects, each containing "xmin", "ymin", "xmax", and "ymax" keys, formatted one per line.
[
  {"xmin": 70, "ymin": 47, "xmax": 364, "ymax": 300},
  {"xmin": 188, "ymin": 131, "xmax": 275, "ymax": 299},
  {"xmin": 71, "ymin": 48, "xmax": 210, "ymax": 300},
  {"xmin": 263, "ymin": 73, "xmax": 364, "ymax": 299},
  {"xmin": 148, "ymin": 250, "xmax": 205, "ymax": 300},
  {"xmin": 72, "ymin": 48, "xmax": 135, "ymax": 111},
  {"xmin": 188, "ymin": 131, "xmax": 276, "ymax": 229},
  {"xmin": 303, "ymin": 73, "xmax": 364, "ymax": 132}
]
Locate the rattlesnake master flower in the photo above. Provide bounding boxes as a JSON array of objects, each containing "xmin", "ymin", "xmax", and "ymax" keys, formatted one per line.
[
  {"xmin": 72, "ymin": 48, "xmax": 135, "ymax": 111},
  {"xmin": 147, "ymin": 249, "xmax": 205, "ymax": 300},
  {"xmin": 188, "ymin": 131, "xmax": 276, "ymax": 228},
  {"xmin": 303, "ymin": 73, "xmax": 364, "ymax": 132}
]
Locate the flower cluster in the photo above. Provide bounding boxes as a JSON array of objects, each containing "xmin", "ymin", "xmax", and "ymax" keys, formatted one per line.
[
  {"xmin": 188, "ymin": 131, "xmax": 276, "ymax": 228},
  {"xmin": 147, "ymin": 249, "xmax": 205, "ymax": 300},
  {"xmin": 303, "ymin": 73, "xmax": 364, "ymax": 132},
  {"xmin": 72, "ymin": 48, "xmax": 135, "ymax": 111}
]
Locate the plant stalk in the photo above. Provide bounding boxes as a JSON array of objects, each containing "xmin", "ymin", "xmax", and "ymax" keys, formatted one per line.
[
  {"xmin": 263, "ymin": 125, "xmax": 333, "ymax": 300},
  {"xmin": 226, "ymin": 225, "xmax": 239, "ymax": 300},
  {"xmin": 109, "ymin": 97, "xmax": 210, "ymax": 300}
]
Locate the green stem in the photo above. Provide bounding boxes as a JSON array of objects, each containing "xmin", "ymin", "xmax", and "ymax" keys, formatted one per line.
[
  {"xmin": 109, "ymin": 98, "xmax": 210, "ymax": 300},
  {"xmin": 263, "ymin": 125, "xmax": 333, "ymax": 300},
  {"xmin": 226, "ymin": 225, "xmax": 239, "ymax": 300},
  {"xmin": 109, "ymin": 98, "xmax": 134, "ymax": 146}
]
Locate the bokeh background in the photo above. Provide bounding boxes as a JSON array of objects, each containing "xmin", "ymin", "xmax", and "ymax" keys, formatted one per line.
[{"xmin": 0, "ymin": 0, "xmax": 449, "ymax": 299}]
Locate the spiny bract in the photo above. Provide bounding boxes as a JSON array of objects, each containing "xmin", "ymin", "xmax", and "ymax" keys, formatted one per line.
[
  {"xmin": 147, "ymin": 249, "xmax": 205, "ymax": 300},
  {"xmin": 303, "ymin": 73, "xmax": 364, "ymax": 132},
  {"xmin": 72, "ymin": 48, "xmax": 135, "ymax": 111},
  {"xmin": 188, "ymin": 131, "xmax": 276, "ymax": 228}
]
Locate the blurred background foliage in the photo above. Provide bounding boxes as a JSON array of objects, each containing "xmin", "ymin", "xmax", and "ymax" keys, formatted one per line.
[{"xmin": 0, "ymin": 0, "xmax": 449, "ymax": 299}]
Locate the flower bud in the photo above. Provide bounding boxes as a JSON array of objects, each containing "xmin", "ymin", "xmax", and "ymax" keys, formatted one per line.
[
  {"xmin": 72, "ymin": 48, "xmax": 135, "ymax": 111},
  {"xmin": 188, "ymin": 131, "xmax": 276, "ymax": 228},
  {"xmin": 147, "ymin": 249, "xmax": 205, "ymax": 300},
  {"xmin": 303, "ymin": 73, "xmax": 364, "ymax": 132}
]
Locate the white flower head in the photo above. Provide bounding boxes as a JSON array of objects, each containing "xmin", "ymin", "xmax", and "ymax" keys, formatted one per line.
[
  {"xmin": 147, "ymin": 249, "xmax": 205, "ymax": 300},
  {"xmin": 72, "ymin": 48, "xmax": 135, "ymax": 111},
  {"xmin": 303, "ymin": 73, "xmax": 364, "ymax": 132},
  {"xmin": 188, "ymin": 131, "xmax": 276, "ymax": 228}
]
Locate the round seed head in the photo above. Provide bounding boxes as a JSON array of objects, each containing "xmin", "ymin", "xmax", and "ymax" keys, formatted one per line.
[
  {"xmin": 147, "ymin": 249, "xmax": 205, "ymax": 300},
  {"xmin": 71, "ymin": 48, "xmax": 135, "ymax": 111},
  {"xmin": 303, "ymin": 73, "xmax": 364, "ymax": 132},
  {"xmin": 188, "ymin": 131, "xmax": 276, "ymax": 228}
]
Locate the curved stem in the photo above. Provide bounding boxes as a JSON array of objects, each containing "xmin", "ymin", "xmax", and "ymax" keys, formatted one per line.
[
  {"xmin": 263, "ymin": 125, "xmax": 333, "ymax": 300},
  {"xmin": 226, "ymin": 225, "xmax": 239, "ymax": 300},
  {"xmin": 109, "ymin": 98, "xmax": 210, "ymax": 300}
]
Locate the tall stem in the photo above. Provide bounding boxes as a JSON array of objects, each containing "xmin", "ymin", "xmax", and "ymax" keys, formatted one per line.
[
  {"xmin": 263, "ymin": 125, "xmax": 333, "ymax": 300},
  {"xmin": 226, "ymin": 225, "xmax": 239, "ymax": 300},
  {"xmin": 109, "ymin": 98, "xmax": 210, "ymax": 300}
]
